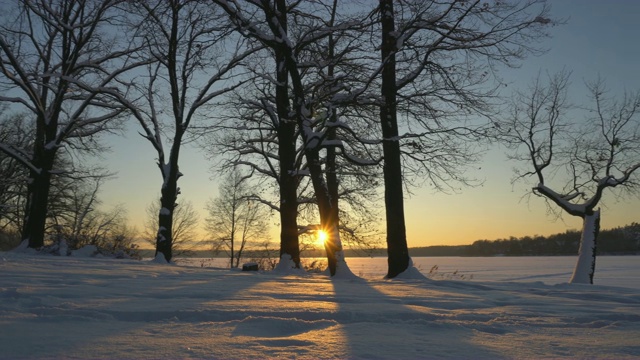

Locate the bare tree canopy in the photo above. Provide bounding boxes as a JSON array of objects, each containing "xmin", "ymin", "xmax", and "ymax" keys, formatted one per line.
[
  {"xmin": 499, "ymin": 70, "xmax": 640, "ymax": 283},
  {"xmin": 374, "ymin": 0, "xmax": 554, "ymax": 277},
  {"xmin": 0, "ymin": 0, "xmax": 138, "ymax": 248},
  {"xmin": 117, "ymin": 0, "xmax": 257, "ymax": 262},
  {"xmin": 206, "ymin": 170, "xmax": 269, "ymax": 268}
]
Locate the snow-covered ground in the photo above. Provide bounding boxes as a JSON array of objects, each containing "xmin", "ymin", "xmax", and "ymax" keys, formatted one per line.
[{"xmin": 1, "ymin": 252, "xmax": 639, "ymax": 359}]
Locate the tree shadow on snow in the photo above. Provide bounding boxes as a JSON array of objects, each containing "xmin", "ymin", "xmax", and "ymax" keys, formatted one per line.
[{"xmin": 330, "ymin": 274, "xmax": 505, "ymax": 359}]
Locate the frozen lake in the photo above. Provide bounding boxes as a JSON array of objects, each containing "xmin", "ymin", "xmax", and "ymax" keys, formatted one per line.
[{"xmin": 178, "ymin": 255, "xmax": 640, "ymax": 289}]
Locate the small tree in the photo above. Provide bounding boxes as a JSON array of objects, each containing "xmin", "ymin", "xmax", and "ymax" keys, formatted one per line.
[
  {"xmin": 500, "ymin": 71, "xmax": 640, "ymax": 284},
  {"xmin": 206, "ymin": 171, "xmax": 269, "ymax": 268},
  {"xmin": 50, "ymin": 177, "xmax": 126, "ymax": 250}
]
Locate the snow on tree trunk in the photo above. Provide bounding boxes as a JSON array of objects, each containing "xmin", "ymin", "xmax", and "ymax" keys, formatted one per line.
[
  {"xmin": 326, "ymin": 226, "xmax": 356, "ymax": 279},
  {"xmin": 156, "ymin": 186, "xmax": 176, "ymax": 263},
  {"xmin": 274, "ymin": 253, "xmax": 305, "ymax": 274},
  {"xmin": 570, "ymin": 210, "xmax": 601, "ymax": 284}
]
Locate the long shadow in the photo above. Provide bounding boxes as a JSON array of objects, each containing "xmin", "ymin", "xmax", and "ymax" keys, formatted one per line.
[
  {"xmin": 0, "ymin": 255, "xmax": 265, "ymax": 359},
  {"xmin": 330, "ymin": 273, "xmax": 505, "ymax": 359}
]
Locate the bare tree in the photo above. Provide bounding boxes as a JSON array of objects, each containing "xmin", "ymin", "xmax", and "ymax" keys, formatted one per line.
[
  {"xmin": 47, "ymin": 176, "xmax": 138, "ymax": 258},
  {"xmin": 0, "ymin": 112, "xmax": 121, "ymax": 250},
  {"xmin": 50, "ymin": 177, "xmax": 117, "ymax": 245},
  {"xmin": 202, "ymin": 0, "xmax": 382, "ymax": 271},
  {"xmin": 202, "ymin": 55, "xmax": 306, "ymax": 268},
  {"xmin": 0, "ymin": 0, "xmax": 136, "ymax": 249},
  {"xmin": 499, "ymin": 71, "xmax": 640, "ymax": 284},
  {"xmin": 209, "ymin": 0, "xmax": 552, "ymax": 278},
  {"xmin": 212, "ymin": 0, "xmax": 381, "ymax": 276},
  {"xmin": 206, "ymin": 170, "xmax": 269, "ymax": 268},
  {"xmin": 0, "ymin": 113, "xmax": 30, "ymax": 234},
  {"xmin": 143, "ymin": 199, "xmax": 199, "ymax": 258},
  {"xmin": 372, "ymin": 0, "xmax": 554, "ymax": 277},
  {"xmin": 119, "ymin": 0, "xmax": 256, "ymax": 262}
]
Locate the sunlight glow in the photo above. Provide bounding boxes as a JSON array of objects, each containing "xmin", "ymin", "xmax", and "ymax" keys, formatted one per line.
[{"xmin": 316, "ymin": 230, "xmax": 328, "ymax": 247}]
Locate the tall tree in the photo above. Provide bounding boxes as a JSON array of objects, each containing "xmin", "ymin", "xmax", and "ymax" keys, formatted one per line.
[
  {"xmin": 372, "ymin": 0, "xmax": 553, "ymax": 277},
  {"xmin": 205, "ymin": 1, "xmax": 381, "ymax": 271},
  {"xmin": 0, "ymin": 0, "xmax": 134, "ymax": 248},
  {"xmin": 213, "ymin": 0, "xmax": 374, "ymax": 276},
  {"xmin": 120, "ymin": 0, "xmax": 255, "ymax": 262},
  {"xmin": 272, "ymin": 0, "xmax": 303, "ymax": 269},
  {"xmin": 378, "ymin": 0, "xmax": 409, "ymax": 278},
  {"xmin": 500, "ymin": 71, "xmax": 640, "ymax": 284},
  {"xmin": 203, "ymin": 55, "xmax": 305, "ymax": 268}
]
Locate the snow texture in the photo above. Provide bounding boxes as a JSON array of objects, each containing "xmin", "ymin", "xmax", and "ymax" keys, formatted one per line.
[
  {"xmin": 70, "ymin": 245, "xmax": 99, "ymax": 257},
  {"xmin": 273, "ymin": 254, "xmax": 305, "ymax": 274},
  {"xmin": 152, "ymin": 252, "xmax": 169, "ymax": 264},
  {"xmin": 1, "ymin": 253, "xmax": 639, "ymax": 359}
]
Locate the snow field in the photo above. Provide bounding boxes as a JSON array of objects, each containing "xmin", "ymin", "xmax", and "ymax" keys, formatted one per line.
[{"xmin": 1, "ymin": 253, "xmax": 639, "ymax": 359}]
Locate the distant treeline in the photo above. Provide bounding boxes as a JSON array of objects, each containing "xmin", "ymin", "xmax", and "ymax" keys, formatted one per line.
[
  {"xmin": 161, "ymin": 223, "xmax": 640, "ymax": 259},
  {"xmin": 409, "ymin": 223, "xmax": 640, "ymax": 257}
]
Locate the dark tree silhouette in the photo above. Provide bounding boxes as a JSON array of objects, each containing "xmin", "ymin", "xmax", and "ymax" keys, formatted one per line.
[{"xmin": 0, "ymin": 0, "xmax": 134, "ymax": 249}]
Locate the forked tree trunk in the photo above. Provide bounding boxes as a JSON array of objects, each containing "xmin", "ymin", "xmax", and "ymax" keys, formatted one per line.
[
  {"xmin": 570, "ymin": 210, "xmax": 600, "ymax": 284},
  {"xmin": 260, "ymin": 0, "xmax": 345, "ymax": 275},
  {"xmin": 306, "ymin": 147, "xmax": 342, "ymax": 276}
]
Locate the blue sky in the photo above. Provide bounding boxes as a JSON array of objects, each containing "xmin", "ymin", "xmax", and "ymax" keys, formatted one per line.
[{"xmin": 100, "ymin": 1, "xmax": 640, "ymax": 247}]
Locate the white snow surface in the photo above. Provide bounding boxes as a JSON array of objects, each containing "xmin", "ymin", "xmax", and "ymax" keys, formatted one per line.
[{"xmin": 1, "ymin": 252, "xmax": 640, "ymax": 359}]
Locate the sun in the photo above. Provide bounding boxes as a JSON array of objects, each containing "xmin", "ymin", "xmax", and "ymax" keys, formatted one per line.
[{"xmin": 316, "ymin": 230, "xmax": 328, "ymax": 247}]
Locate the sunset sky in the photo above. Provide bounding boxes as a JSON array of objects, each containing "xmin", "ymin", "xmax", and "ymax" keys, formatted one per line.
[{"xmin": 100, "ymin": 1, "xmax": 640, "ymax": 248}]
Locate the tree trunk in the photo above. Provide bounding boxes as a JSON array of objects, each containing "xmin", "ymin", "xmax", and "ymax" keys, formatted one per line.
[
  {"xmin": 276, "ymin": 105, "xmax": 301, "ymax": 268},
  {"xmin": 230, "ymin": 202, "xmax": 236, "ymax": 268},
  {"xmin": 380, "ymin": 0, "xmax": 410, "ymax": 278},
  {"xmin": 305, "ymin": 147, "xmax": 342, "ymax": 276},
  {"xmin": 22, "ymin": 168, "xmax": 53, "ymax": 248},
  {"xmin": 279, "ymin": 32, "xmax": 345, "ymax": 275},
  {"xmin": 274, "ymin": 0, "xmax": 300, "ymax": 268},
  {"xmin": 156, "ymin": 143, "xmax": 183, "ymax": 263},
  {"xmin": 325, "ymin": 8, "xmax": 341, "ymax": 276},
  {"xmin": 325, "ymin": 138, "xmax": 340, "ymax": 275},
  {"xmin": 570, "ymin": 210, "xmax": 600, "ymax": 284},
  {"xmin": 264, "ymin": 0, "xmax": 346, "ymax": 275},
  {"xmin": 156, "ymin": 183, "xmax": 176, "ymax": 263},
  {"xmin": 21, "ymin": 133, "xmax": 57, "ymax": 249},
  {"xmin": 279, "ymin": 171, "xmax": 300, "ymax": 267}
]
